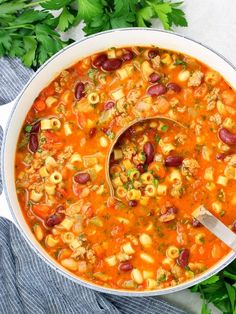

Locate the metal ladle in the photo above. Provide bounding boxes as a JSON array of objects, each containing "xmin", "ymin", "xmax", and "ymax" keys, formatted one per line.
[
  {"xmin": 105, "ymin": 115, "xmax": 185, "ymax": 201},
  {"xmin": 105, "ymin": 115, "xmax": 236, "ymax": 252}
]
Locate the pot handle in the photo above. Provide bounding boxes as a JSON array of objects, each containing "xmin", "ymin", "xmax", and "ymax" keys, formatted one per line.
[
  {"xmin": 0, "ymin": 100, "xmax": 17, "ymax": 131},
  {"xmin": 0, "ymin": 191, "xmax": 15, "ymax": 223},
  {"xmin": 0, "ymin": 100, "xmax": 17, "ymax": 223}
]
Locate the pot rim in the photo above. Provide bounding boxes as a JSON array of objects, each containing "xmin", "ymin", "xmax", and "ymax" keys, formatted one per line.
[{"xmin": 2, "ymin": 27, "xmax": 236, "ymax": 296}]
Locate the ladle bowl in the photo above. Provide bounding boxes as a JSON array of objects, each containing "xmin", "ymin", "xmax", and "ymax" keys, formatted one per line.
[{"xmin": 105, "ymin": 115, "xmax": 185, "ymax": 202}]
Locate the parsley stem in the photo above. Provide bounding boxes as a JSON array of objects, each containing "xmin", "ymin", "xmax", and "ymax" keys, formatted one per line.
[
  {"xmin": 24, "ymin": 1, "xmax": 47, "ymax": 8},
  {"xmin": 223, "ymin": 271, "xmax": 236, "ymax": 281},
  {"xmin": 1, "ymin": 25, "xmax": 34, "ymax": 30}
]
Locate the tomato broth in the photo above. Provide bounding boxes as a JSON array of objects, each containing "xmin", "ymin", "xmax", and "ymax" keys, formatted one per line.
[{"xmin": 15, "ymin": 46, "xmax": 236, "ymax": 291}]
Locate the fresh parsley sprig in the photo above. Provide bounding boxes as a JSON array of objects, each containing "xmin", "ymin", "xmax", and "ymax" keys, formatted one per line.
[
  {"xmin": 191, "ymin": 259, "xmax": 236, "ymax": 314},
  {"xmin": 0, "ymin": 0, "xmax": 188, "ymax": 68}
]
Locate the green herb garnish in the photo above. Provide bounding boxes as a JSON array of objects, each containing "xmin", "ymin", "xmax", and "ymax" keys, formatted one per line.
[
  {"xmin": 25, "ymin": 125, "xmax": 32, "ymax": 133},
  {"xmin": 0, "ymin": 0, "xmax": 187, "ymax": 68},
  {"xmin": 161, "ymin": 125, "xmax": 169, "ymax": 132},
  {"xmin": 174, "ymin": 59, "xmax": 187, "ymax": 69},
  {"xmin": 155, "ymin": 135, "xmax": 161, "ymax": 143},
  {"xmin": 191, "ymin": 260, "xmax": 236, "ymax": 313}
]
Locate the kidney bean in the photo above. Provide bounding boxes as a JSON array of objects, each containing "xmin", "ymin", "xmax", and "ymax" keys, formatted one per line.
[
  {"xmin": 56, "ymin": 205, "xmax": 65, "ymax": 213},
  {"xmin": 232, "ymin": 220, "xmax": 236, "ymax": 232},
  {"xmin": 104, "ymin": 101, "xmax": 115, "ymax": 110},
  {"xmin": 93, "ymin": 53, "xmax": 108, "ymax": 68},
  {"xmin": 216, "ymin": 152, "xmax": 229, "ymax": 160},
  {"xmin": 122, "ymin": 50, "xmax": 134, "ymax": 61},
  {"xmin": 128, "ymin": 200, "xmax": 137, "ymax": 207},
  {"xmin": 89, "ymin": 127, "xmax": 97, "ymax": 138},
  {"xmin": 192, "ymin": 218, "xmax": 202, "ymax": 228},
  {"xmin": 148, "ymin": 49, "xmax": 159, "ymax": 59},
  {"xmin": 31, "ymin": 121, "xmax": 40, "ymax": 134},
  {"xmin": 56, "ymin": 191, "xmax": 64, "ymax": 199},
  {"xmin": 101, "ymin": 127, "xmax": 109, "ymax": 135},
  {"xmin": 177, "ymin": 249, "xmax": 189, "ymax": 268},
  {"xmin": 128, "ymin": 126, "xmax": 136, "ymax": 135},
  {"xmin": 143, "ymin": 142, "xmax": 154, "ymax": 165},
  {"xmin": 147, "ymin": 84, "xmax": 167, "ymax": 97},
  {"xmin": 136, "ymin": 163, "xmax": 145, "ymax": 174},
  {"xmin": 166, "ymin": 206, "xmax": 178, "ymax": 215},
  {"xmin": 74, "ymin": 172, "xmax": 91, "ymax": 184},
  {"xmin": 118, "ymin": 261, "xmax": 133, "ymax": 272},
  {"xmin": 159, "ymin": 205, "xmax": 178, "ymax": 222},
  {"xmin": 75, "ymin": 82, "xmax": 85, "ymax": 100},
  {"xmin": 101, "ymin": 58, "xmax": 122, "ymax": 71},
  {"xmin": 46, "ymin": 212, "xmax": 65, "ymax": 227},
  {"xmin": 149, "ymin": 72, "xmax": 161, "ymax": 83},
  {"xmin": 167, "ymin": 82, "xmax": 181, "ymax": 93},
  {"xmin": 165, "ymin": 156, "xmax": 183, "ymax": 167},
  {"xmin": 29, "ymin": 133, "xmax": 38, "ymax": 153},
  {"xmin": 219, "ymin": 128, "xmax": 236, "ymax": 145}
]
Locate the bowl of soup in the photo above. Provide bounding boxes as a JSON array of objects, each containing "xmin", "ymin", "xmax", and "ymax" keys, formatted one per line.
[{"xmin": 2, "ymin": 28, "xmax": 236, "ymax": 296}]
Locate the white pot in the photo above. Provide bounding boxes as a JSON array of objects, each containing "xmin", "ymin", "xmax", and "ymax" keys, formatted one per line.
[{"xmin": 1, "ymin": 28, "xmax": 235, "ymax": 296}]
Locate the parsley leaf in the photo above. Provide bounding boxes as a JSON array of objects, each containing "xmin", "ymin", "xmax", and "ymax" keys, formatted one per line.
[
  {"xmin": 191, "ymin": 260, "xmax": 236, "ymax": 313},
  {"xmin": 0, "ymin": 0, "xmax": 188, "ymax": 68},
  {"xmin": 137, "ymin": 6, "xmax": 154, "ymax": 27},
  {"xmin": 77, "ymin": 0, "xmax": 103, "ymax": 21},
  {"xmin": 152, "ymin": 3, "xmax": 173, "ymax": 30},
  {"xmin": 58, "ymin": 7, "xmax": 75, "ymax": 32},
  {"xmin": 41, "ymin": 0, "xmax": 72, "ymax": 10}
]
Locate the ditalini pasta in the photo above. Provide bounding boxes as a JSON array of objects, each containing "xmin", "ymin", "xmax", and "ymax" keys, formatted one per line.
[{"xmin": 15, "ymin": 46, "xmax": 236, "ymax": 291}]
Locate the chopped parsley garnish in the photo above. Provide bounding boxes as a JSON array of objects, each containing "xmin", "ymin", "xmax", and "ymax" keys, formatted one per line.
[
  {"xmin": 155, "ymin": 135, "xmax": 161, "ymax": 143},
  {"xmin": 174, "ymin": 59, "xmax": 187, "ymax": 69},
  {"xmin": 161, "ymin": 125, "xmax": 169, "ymax": 132},
  {"xmin": 25, "ymin": 125, "xmax": 32, "ymax": 133}
]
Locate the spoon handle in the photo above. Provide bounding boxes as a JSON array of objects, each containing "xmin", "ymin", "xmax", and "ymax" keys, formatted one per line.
[{"xmin": 192, "ymin": 205, "xmax": 236, "ymax": 252}]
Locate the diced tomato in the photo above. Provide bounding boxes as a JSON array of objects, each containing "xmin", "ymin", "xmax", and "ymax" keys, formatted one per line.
[
  {"xmin": 77, "ymin": 112, "xmax": 87, "ymax": 129},
  {"xmin": 25, "ymin": 111, "xmax": 35, "ymax": 124},
  {"xmin": 92, "ymin": 244, "xmax": 105, "ymax": 258},
  {"xmin": 81, "ymin": 204, "xmax": 93, "ymax": 218},
  {"xmin": 148, "ymin": 161, "xmax": 166, "ymax": 178},
  {"xmin": 111, "ymin": 224, "xmax": 125, "ymax": 238},
  {"xmin": 32, "ymin": 204, "xmax": 53, "ymax": 219},
  {"xmin": 44, "ymin": 85, "xmax": 55, "ymax": 97},
  {"xmin": 33, "ymin": 98, "xmax": 46, "ymax": 112},
  {"xmin": 42, "ymin": 131, "xmax": 63, "ymax": 150},
  {"xmin": 58, "ymin": 248, "xmax": 73, "ymax": 261},
  {"xmin": 57, "ymin": 187, "xmax": 68, "ymax": 198}
]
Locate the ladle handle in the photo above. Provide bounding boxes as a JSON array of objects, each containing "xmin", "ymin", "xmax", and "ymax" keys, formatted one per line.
[{"xmin": 193, "ymin": 205, "xmax": 236, "ymax": 252}]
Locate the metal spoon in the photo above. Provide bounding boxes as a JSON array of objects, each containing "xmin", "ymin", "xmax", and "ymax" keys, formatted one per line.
[
  {"xmin": 105, "ymin": 115, "xmax": 185, "ymax": 202},
  {"xmin": 192, "ymin": 205, "xmax": 236, "ymax": 252}
]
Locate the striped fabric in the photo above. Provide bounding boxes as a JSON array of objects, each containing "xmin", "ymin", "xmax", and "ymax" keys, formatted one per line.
[{"xmin": 0, "ymin": 57, "xmax": 186, "ymax": 314}]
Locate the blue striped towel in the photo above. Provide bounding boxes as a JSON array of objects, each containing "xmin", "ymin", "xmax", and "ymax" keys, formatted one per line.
[{"xmin": 0, "ymin": 57, "xmax": 186, "ymax": 314}]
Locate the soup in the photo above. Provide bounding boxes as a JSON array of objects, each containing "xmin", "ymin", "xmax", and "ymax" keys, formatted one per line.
[{"xmin": 15, "ymin": 46, "xmax": 236, "ymax": 291}]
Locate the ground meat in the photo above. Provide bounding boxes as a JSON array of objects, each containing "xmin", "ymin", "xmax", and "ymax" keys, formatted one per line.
[
  {"xmin": 205, "ymin": 88, "xmax": 220, "ymax": 111},
  {"xmin": 122, "ymin": 144, "xmax": 137, "ymax": 159},
  {"xmin": 71, "ymin": 246, "xmax": 86, "ymax": 259},
  {"xmin": 225, "ymin": 154, "xmax": 236, "ymax": 166},
  {"xmin": 209, "ymin": 113, "xmax": 222, "ymax": 125},
  {"xmin": 86, "ymin": 249, "xmax": 96, "ymax": 264},
  {"xmin": 116, "ymin": 252, "xmax": 131, "ymax": 262},
  {"xmin": 188, "ymin": 71, "xmax": 204, "ymax": 87},
  {"xmin": 170, "ymin": 181, "xmax": 184, "ymax": 198},
  {"xmin": 182, "ymin": 158, "xmax": 200, "ymax": 176}
]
